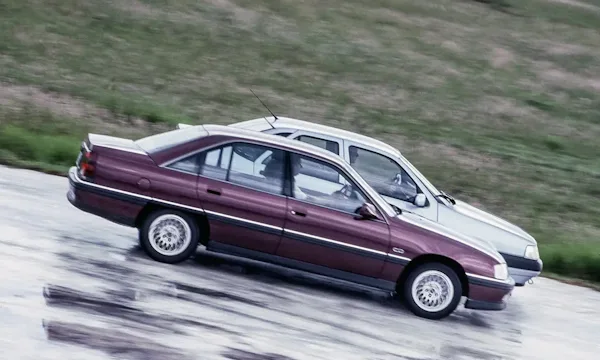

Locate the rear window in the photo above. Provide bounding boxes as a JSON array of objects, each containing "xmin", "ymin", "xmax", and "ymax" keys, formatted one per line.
[{"xmin": 135, "ymin": 126, "xmax": 208, "ymax": 153}]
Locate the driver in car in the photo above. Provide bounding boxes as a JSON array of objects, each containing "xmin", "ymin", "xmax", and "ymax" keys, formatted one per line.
[
  {"xmin": 349, "ymin": 146, "xmax": 359, "ymax": 165},
  {"xmin": 290, "ymin": 155, "xmax": 308, "ymax": 200}
]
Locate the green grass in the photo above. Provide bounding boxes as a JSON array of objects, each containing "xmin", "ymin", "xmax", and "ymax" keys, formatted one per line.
[{"xmin": 1, "ymin": 0, "xmax": 599, "ymax": 282}]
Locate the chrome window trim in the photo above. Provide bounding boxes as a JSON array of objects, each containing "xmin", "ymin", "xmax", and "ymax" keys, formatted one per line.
[{"xmin": 158, "ymin": 138, "xmax": 393, "ymax": 223}]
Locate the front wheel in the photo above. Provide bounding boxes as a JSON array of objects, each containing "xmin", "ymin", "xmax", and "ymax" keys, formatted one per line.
[
  {"xmin": 139, "ymin": 209, "xmax": 199, "ymax": 264},
  {"xmin": 402, "ymin": 262, "xmax": 462, "ymax": 320}
]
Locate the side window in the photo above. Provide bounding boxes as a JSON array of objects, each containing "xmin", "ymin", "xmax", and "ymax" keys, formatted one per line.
[
  {"xmin": 200, "ymin": 146, "xmax": 232, "ymax": 181},
  {"xmin": 290, "ymin": 135, "xmax": 340, "ymax": 182},
  {"xmin": 200, "ymin": 142, "xmax": 285, "ymax": 195},
  {"xmin": 296, "ymin": 135, "xmax": 340, "ymax": 155},
  {"xmin": 167, "ymin": 153, "xmax": 201, "ymax": 174},
  {"xmin": 230, "ymin": 143, "xmax": 284, "ymax": 195},
  {"xmin": 349, "ymin": 146, "xmax": 420, "ymax": 202},
  {"xmin": 290, "ymin": 153, "xmax": 368, "ymax": 214}
]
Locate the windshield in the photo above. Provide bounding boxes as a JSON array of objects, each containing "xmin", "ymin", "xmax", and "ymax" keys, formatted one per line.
[{"xmin": 396, "ymin": 152, "xmax": 442, "ymax": 196}]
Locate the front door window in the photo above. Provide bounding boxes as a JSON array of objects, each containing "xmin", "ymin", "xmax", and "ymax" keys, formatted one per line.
[
  {"xmin": 290, "ymin": 153, "xmax": 368, "ymax": 214},
  {"xmin": 349, "ymin": 146, "xmax": 421, "ymax": 204}
]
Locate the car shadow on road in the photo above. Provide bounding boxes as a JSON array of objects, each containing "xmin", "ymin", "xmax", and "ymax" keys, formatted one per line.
[
  {"xmin": 126, "ymin": 244, "xmax": 493, "ymax": 328},
  {"xmin": 191, "ymin": 249, "xmax": 403, "ymax": 305},
  {"xmin": 124, "ymin": 244, "xmax": 394, "ymax": 306}
]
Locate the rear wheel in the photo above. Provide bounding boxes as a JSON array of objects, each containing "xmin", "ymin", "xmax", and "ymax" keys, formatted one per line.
[
  {"xmin": 139, "ymin": 209, "xmax": 199, "ymax": 264},
  {"xmin": 402, "ymin": 262, "xmax": 462, "ymax": 320}
]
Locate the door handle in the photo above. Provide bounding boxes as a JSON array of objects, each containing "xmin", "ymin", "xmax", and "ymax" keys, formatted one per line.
[
  {"xmin": 207, "ymin": 188, "xmax": 221, "ymax": 196},
  {"xmin": 290, "ymin": 210, "xmax": 306, "ymax": 217}
]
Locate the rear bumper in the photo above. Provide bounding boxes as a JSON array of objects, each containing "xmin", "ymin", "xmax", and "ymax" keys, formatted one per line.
[{"xmin": 67, "ymin": 167, "xmax": 144, "ymax": 227}]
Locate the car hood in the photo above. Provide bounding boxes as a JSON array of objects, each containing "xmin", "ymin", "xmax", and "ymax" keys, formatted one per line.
[
  {"xmin": 394, "ymin": 211, "xmax": 505, "ymax": 264},
  {"xmin": 448, "ymin": 199, "xmax": 537, "ymax": 245}
]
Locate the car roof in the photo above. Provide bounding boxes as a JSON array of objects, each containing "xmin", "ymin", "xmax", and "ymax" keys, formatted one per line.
[
  {"xmin": 230, "ymin": 116, "xmax": 402, "ymax": 157},
  {"xmin": 200, "ymin": 124, "xmax": 351, "ymax": 168}
]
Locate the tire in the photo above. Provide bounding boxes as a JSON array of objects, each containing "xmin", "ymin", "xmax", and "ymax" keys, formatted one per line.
[
  {"xmin": 402, "ymin": 262, "xmax": 462, "ymax": 320},
  {"xmin": 139, "ymin": 209, "xmax": 200, "ymax": 264}
]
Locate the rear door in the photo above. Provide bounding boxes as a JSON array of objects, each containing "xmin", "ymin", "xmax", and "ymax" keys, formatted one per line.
[
  {"xmin": 195, "ymin": 142, "xmax": 288, "ymax": 254},
  {"xmin": 277, "ymin": 152, "xmax": 391, "ymax": 279}
]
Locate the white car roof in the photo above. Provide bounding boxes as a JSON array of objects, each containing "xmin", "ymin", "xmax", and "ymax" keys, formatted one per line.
[{"xmin": 230, "ymin": 116, "xmax": 402, "ymax": 157}]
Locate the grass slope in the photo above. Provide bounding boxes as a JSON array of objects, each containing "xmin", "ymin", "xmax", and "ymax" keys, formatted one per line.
[{"xmin": 1, "ymin": 0, "xmax": 599, "ymax": 281}]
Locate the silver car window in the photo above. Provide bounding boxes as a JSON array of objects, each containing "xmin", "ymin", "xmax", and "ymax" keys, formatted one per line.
[{"xmin": 349, "ymin": 146, "xmax": 422, "ymax": 203}]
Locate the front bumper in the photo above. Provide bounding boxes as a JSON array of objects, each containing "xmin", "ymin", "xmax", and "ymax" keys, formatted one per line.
[
  {"xmin": 501, "ymin": 252, "xmax": 543, "ymax": 286},
  {"xmin": 466, "ymin": 273, "xmax": 514, "ymax": 311},
  {"xmin": 464, "ymin": 297, "xmax": 508, "ymax": 311},
  {"xmin": 509, "ymin": 266, "xmax": 542, "ymax": 286}
]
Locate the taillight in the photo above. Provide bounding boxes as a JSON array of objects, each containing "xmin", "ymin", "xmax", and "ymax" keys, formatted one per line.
[
  {"xmin": 77, "ymin": 142, "xmax": 96, "ymax": 179},
  {"xmin": 80, "ymin": 161, "xmax": 95, "ymax": 177}
]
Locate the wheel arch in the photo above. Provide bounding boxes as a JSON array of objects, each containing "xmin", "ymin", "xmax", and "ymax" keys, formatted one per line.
[
  {"xmin": 397, "ymin": 254, "xmax": 469, "ymax": 297},
  {"xmin": 134, "ymin": 202, "xmax": 210, "ymax": 246}
]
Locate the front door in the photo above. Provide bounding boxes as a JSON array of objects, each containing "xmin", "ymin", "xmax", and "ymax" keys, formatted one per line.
[
  {"xmin": 276, "ymin": 153, "xmax": 391, "ymax": 278},
  {"xmin": 196, "ymin": 142, "xmax": 287, "ymax": 254}
]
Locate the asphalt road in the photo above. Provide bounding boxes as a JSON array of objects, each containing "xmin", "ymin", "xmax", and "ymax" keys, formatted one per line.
[{"xmin": 0, "ymin": 165, "xmax": 598, "ymax": 360}]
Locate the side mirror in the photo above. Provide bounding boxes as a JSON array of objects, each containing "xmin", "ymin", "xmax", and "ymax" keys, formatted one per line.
[
  {"xmin": 355, "ymin": 203, "xmax": 379, "ymax": 220},
  {"xmin": 413, "ymin": 193, "xmax": 427, "ymax": 207}
]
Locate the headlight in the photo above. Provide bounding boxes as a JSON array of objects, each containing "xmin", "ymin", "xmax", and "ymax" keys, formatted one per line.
[
  {"xmin": 524, "ymin": 245, "xmax": 539, "ymax": 260},
  {"xmin": 494, "ymin": 263, "xmax": 509, "ymax": 280}
]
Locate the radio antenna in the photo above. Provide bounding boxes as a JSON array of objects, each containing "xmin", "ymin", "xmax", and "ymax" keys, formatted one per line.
[{"xmin": 250, "ymin": 89, "xmax": 278, "ymax": 128}]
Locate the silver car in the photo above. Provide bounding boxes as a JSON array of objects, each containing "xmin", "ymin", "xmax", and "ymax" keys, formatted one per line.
[{"xmin": 178, "ymin": 116, "xmax": 542, "ymax": 286}]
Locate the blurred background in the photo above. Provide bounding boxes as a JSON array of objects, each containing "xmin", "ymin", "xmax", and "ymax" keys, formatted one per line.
[{"xmin": 1, "ymin": 0, "xmax": 599, "ymax": 286}]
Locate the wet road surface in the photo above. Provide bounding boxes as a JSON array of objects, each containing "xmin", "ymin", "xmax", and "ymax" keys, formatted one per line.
[{"xmin": 0, "ymin": 165, "xmax": 598, "ymax": 360}]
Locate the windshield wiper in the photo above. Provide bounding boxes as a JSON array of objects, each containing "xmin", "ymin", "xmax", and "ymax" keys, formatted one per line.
[{"xmin": 435, "ymin": 191, "xmax": 456, "ymax": 205}]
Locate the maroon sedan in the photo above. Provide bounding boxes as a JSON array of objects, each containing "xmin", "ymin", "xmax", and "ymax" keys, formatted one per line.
[{"xmin": 67, "ymin": 124, "xmax": 514, "ymax": 320}]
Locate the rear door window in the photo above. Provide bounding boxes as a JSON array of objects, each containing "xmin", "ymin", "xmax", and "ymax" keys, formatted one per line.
[
  {"xmin": 199, "ymin": 142, "xmax": 285, "ymax": 195},
  {"xmin": 296, "ymin": 135, "xmax": 340, "ymax": 155}
]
